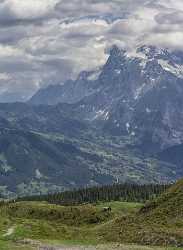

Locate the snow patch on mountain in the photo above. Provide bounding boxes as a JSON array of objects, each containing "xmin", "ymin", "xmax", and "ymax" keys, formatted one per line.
[
  {"xmin": 158, "ymin": 59, "xmax": 183, "ymax": 78},
  {"xmin": 92, "ymin": 109, "xmax": 110, "ymax": 121},
  {"xmin": 134, "ymin": 83, "xmax": 146, "ymax": 100},
  {"xmin": 126, "ymin": 123, "xmax": 130, "ymax": 133},
  {"xmin": 87, "ymin": 69, "xmax": 102, "ymax": 81},
  {"xmin": 146, "ymin": 108, "xmax": 151, "ymax": 114}
]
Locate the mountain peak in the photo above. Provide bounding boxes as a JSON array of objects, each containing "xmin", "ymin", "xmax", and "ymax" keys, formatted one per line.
[
  {"xmin": 137, "ymin": 45, "xmax": 167, "ymax": 59},
  {"xmin": 109, "ymin": 45, "xmax": 126, "ymax": 58}
]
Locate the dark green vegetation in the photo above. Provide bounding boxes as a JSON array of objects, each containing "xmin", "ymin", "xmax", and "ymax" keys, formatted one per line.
[
  {"xmin": 99, "ymin": 179, "xmax": 183, "ymax": 247},
  {"xmin": 0, "ymin": 200, "xmax": 142, "ymax": 248},
  {"xmin": 17, "ymin": 183, "xmax": 169, "ymax": 205},
  {"xmin": 0, "ymin": 242, "xmax": 34, "ymax": 250},
  {"xmin": 0, "ymin": 180, "xmax": 183, "ymax": 249}
]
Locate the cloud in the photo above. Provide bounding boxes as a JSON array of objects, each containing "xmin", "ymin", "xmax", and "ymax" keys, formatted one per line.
[
  {"xmin": 0, "ymin": 0, "xmax": 59, "ymax": 23},
  {"xmin": 155, "ymin": 11, "xmax": 183, "ymax": 25},
  {"xmin": 0, "ymin": 0, "xmax": 182, "ymax": 101}
]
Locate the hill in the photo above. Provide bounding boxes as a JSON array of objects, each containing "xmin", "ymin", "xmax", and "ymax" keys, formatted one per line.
[
  {"xmin": 0, "ymin": 181, "xmax": 182, "ymax": 249},
  {"xmin": 0, "ymin": 180, "xmax": 183, "ymax": 248},
  {"xmin": 0, "ymin": 200, "xmax": 142, "ymax": 248},
  {"xmin": 100, "ymin": 179, "xmax": 183, "ymax": 246},
  {"xmin": 140, "ymin": 178, "xmax": 183, "ymax": 223}
]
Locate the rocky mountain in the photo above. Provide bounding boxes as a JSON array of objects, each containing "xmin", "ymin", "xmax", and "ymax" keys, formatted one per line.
[
  {"xmin": 1, "ymin": 45, "xmax": 183, "ymax": 196},
  {"xmin": 0, "ymin": 102, "xmax": 180, "ymax": 197},
  {"xmin": 29, "ymin": 70, "xmax": 102, "ymax": 105},
  {"xmin": 30, "ymin": 45, "xmax": 183, "ymax": 152},
  {"xmin": 0, "ymin": 102, "xmax": 87, "ymax": 136},
  {"xmin": 0, "ymin": 128, "xmax": 115, "ymax": 197}
]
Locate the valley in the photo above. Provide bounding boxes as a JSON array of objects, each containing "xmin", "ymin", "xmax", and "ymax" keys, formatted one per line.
[
  {"xmin": 0, "ymin": 0, "xmax": 183, "ymax": 248},
  {"xmin": 1, "ymin": 45, "xmax": 183, "ymax": 249},
  {"xmin": 1, "ymin": 45, "xmax": 183, "ymax": 197},
  {"xmin": 0, "ymin": 112, "xmax": 178, "ymax": 198}
]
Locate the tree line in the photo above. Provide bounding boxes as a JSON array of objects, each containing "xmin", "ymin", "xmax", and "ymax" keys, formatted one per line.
[{"xmin": 16, "ymin": 183, "xmax": 170, "ymax": 205}]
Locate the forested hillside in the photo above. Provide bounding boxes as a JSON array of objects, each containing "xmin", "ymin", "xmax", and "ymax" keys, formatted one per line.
[{"xmin": 16, "ymin": 183, "xmax": 169, "ymax": 205}]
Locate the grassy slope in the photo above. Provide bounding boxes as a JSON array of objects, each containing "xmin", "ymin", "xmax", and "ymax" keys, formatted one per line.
[
  {"xmin": 99, "ymin": 180, "xmax": 183, "ymax": 247},
  {"xmin": 0, "ymin": 201, "xmax": 141, "ymax": 247},
  {"xmin": 0, "ymin": 241, "xmax": 34, "ymax": 250},
  {"xmin": 0, "ymin": 200, "xmax": 183, "ymax": 249}
]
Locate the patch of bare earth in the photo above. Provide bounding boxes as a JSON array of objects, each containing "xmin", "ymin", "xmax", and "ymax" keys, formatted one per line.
[{"xmin": 38, "ymin": 244, "xmax": 164, "ymax": 250}]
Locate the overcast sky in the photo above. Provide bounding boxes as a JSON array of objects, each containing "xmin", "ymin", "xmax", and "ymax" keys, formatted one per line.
[{"xmin": 0, "ymin": 0, "xmax": 183, "ymax": 101}]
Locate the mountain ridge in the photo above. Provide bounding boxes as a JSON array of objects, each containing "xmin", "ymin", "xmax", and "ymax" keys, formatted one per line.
[
  {"xmin": 1, "ymin": 45, "xmax": 183, "ymax": 196},
  {"xmin": 29, "ymin": 45, "xmax": 183, "ymax": 150}
]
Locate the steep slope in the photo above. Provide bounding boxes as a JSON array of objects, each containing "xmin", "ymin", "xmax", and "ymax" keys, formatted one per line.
[
  {"xmin": 0, "ymin": 102, "xmax": 181, "ymax": 197},
  {"xmin": 0, "ymin": 128, "xmax": 115, "ymax": 197},
  {"xmin": 140, "ymin": 178, "xmax": 183, "ymax": 221},
  {"xmin": 158, "ymin": 143, "xmax": 183, "ymax": 168},
  {"xmin": 0, "ymin": 102, "xmax": 87, "ymax": 136},
  {"xmin": 29, "ymin": 70, "xmax": 102, "ymax": 105},
  {"xmin": 101, "ymin": 179, "xmax": 183, "ymax": 246}
]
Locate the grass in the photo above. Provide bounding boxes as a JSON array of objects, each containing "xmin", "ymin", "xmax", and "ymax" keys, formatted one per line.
[
  {"xmin": 0, "ymin": 201, "xmax": 116, "ymax": 226},
  {"xmin": 0, "ymin": 196, "xmax": 183, "ymax": 249},
  {"xmin": 0, "ymin": 201, "xmax": 143, "ymax": 248},
  {"xmin": 97, "ymin": 180, "xmax": 183, "ymax": 247},
  {"xmin": 95, "ymin": 201, "xmax": 142, "ymax": 216},
  {"xmin": 92, "ymin": 245, "xmax": 183, "ymax": 250},
  {"xmin": 0, "ymin": 240, "xmax": 35, "ymax": 250}
]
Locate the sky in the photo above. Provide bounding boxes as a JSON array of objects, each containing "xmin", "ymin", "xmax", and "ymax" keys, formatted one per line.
[{"xmin": 0, "ymin": 0, "xmax": 183, "ymax": 101}]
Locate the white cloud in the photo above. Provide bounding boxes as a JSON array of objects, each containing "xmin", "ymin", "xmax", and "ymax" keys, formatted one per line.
[
  {"xmin": 0, "ymin": 73, "xmax": 10, "ymax": 80},
  {"xmin": 2, "ymin": 0, "xmax": 59, "ymax": 20},
  {"xmin": 0, "ymin": 0, "xmax": 183, "ymax": 101},
  {"xmin": 155, "ymin": 0, "xmax": 183, "ymax": 10}
]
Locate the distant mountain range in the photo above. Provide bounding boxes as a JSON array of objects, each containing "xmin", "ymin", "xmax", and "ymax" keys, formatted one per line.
[
  {"xmin": 1, "ymin": 45, "xmax": 183, "ymax": 197},
  {"xmin": 30, "ymin": 45, "xmax": 183, "ymax": 151}
]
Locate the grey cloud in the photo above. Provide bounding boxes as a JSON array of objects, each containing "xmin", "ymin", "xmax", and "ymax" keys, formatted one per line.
[
  {"xmin": 0, "ymin": 0, "xmax": 59, "ymax": 27},
  {"xmin": 0, "ymin": 0, "xmax": 182, "ymax": 102},
  {"xmin": 0, "ymin": 26, "xmax": 26, "ymax": 44},
  {"xmin": 155, "ymin": 11, "xmax": 183, "ymax": 25}
]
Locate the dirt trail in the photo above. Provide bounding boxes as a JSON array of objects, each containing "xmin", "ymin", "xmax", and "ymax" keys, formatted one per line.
[
  {"xmin": 38, "ymin": 244, "xmax": 159, "ymax": 250},
  {"xmin": 3, "ymin": 226, "xmax": 15, "ymax": 237},
  {"xmin": 18, "ymin": 240, "xmax": 164, "ymax": 250},
  {"xmin": 39, "ymin": 246, "xmax": 96, "ymax": 250},
  {"xmin": 39, "ymin": 244, "xmax": 164, "ymax": 250}
]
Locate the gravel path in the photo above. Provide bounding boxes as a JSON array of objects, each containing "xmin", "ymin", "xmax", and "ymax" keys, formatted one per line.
[
  {"xmin": 38, "ymin": 244, "xmax": 162, "ymax": 250},
  {"xmin": 18, "ymin": 239, "xmax": 165, "ymax": 250},
  {"xmin": 39, "ymin": 246, "xmax": 96, "ymax": 250}
]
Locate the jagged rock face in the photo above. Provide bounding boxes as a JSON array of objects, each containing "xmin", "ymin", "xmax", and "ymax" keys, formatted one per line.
[
  {"xmin": 29, "ymin": 45, "xmax": 183, "ymax": 150},
  {"xmin": 29, "ymin": 71, "xmax": 101, "ymax": 105}
]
